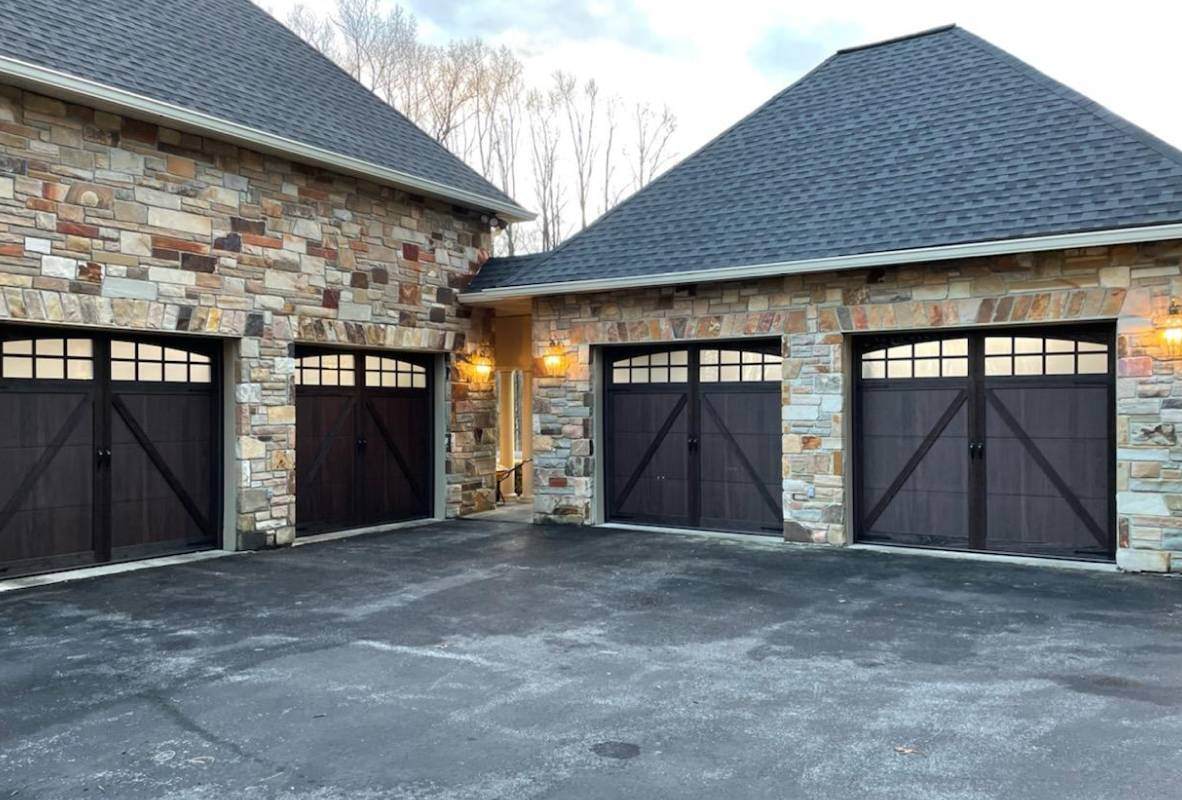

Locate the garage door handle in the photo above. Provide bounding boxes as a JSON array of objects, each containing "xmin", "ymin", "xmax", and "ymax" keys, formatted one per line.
[
  {"xmin": 968, "ymin": 441, "xmax": 984, "ymax": 458},
  {"xmin": 356, "ymin": 437, "xmax": 367, "ymax": 449},
  {"xmin": 95, "ymin": 448, "xmax": 111, "ymax": 464},
  {"xmin": 688, "ymin": 436, "xmax": 699, "ymax": 452}
]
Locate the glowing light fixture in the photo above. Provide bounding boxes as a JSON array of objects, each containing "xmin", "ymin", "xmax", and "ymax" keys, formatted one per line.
[
  {"xmin": 542, "ymin": 340, "xmax": 566, "ymax": 377},
  {"xmin": 1161, "ymin": 299, "xmax": 1182, "ymax": 357},
  {"xmin": 469, "ymin": 356, "xmax": 494, "ymax": 380}
]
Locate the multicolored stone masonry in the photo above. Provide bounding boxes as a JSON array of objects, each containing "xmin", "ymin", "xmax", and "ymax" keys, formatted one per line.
[
  {"xmin": 0, "ymin": 86, "xmax": 498, "ymax": 547},
  {"xmin": 532, "ymin": 241, "xmax": 1182, "ymax": 571}
]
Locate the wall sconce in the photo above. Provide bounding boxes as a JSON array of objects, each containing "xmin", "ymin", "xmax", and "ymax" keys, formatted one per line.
[
  {"xmin": 464, "ymin": 355, "xmax": 494, "ymax": 381},
  {"xmin": 1160, "ymin": 299, "xmax": 1182, "ymax": 357},
  {"xmin": 542, "ymin": 340, "xmax": 566, "ymax": 377}
]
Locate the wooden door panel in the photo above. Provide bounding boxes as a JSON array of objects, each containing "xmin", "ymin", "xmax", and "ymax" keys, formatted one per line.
[
  {"xmin": 604, "ymin": 341, "xmax": 782, "ymax": 533},
  {"xmin": 699, "ymin": 390, "xmax": 781, "ymax": 533},
  {"xmin": 855, "ymin": 326, "xmax": 1114, "ymax": 561},
  {"xmin": 985, "ymin": 384, "xmax": 1111, "ymax": 558},
  {"xmin": 294, "ymin": 348, "xmax": 434, "ymax": 535},
  {"xmin": 857, "ymin": 385, "xmax": 971, "ymax": 548},
  {"xmin": 358, "ymin": 394, "xmax": 431, "ymax": 525},
  {"xmin": 109, "ymin": 391, "xmax": 214, "ymax": 553},
  {"xmin": 0, "ymin": 390, "xmax": 95, "ymax": 571},
  {"xmin": 607, "ymin": 391, "xmax": 691, "ymax": 526},
  {"xmin": 0, "ymin": 329, "xmax": 221, "ymax": 578},
  {"xmin": 295, "ymin": 392, "xmax": 356, "ymax": 534}
]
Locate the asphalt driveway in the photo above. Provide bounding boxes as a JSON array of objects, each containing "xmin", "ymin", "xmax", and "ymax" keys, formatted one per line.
[{"xmin": 2, "ymin": 521, "xmax": 1181, "ymax": 799}]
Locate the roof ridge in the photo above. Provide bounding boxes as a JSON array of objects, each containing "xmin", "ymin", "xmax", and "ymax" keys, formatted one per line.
[
  {"xmin": 949, "ymin": 26, "xmax": 1182, "ymax": 170},
  {"xmin": 835, "ymin": 23, "xmax": 957, "ymax": 55}
]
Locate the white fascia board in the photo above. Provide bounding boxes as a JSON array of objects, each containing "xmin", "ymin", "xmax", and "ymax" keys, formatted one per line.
[
  {"xmin": 0, "ymin": 55, "xmax": 535, "ymax": 223},
  {"xmin": 460, "ymin": 222, "xmax": 1182, "ymax": 303}
]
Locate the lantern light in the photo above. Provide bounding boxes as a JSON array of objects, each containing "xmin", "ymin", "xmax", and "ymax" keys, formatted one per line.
[
  {"xmin": 1161, "ymin": 299, "xmax": 1182, "ymax": 358},
  {"xmin": 463, "ymin": 355, "xmax": 494, "ymax": 380},
  {"xmin": 542, "ymin": 340, "xmax": 566, "ymax": 377}
]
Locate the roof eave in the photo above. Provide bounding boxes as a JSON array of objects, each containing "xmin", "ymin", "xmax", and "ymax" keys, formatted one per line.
[
  {"xmin": 459, "ymin": 222, "xmax": 1182, "ymax": 302},
  {"xmin": 0, "ymin": 55, "xmax": 535, "ymax": 223}
]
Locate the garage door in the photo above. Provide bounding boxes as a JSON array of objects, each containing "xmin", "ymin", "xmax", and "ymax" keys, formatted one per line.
[
  {"xmin": 0, "ymin": 328, "xmax": 220, "ymax": 578},
  {"xmin": 294, "ymin": 348, "xmax": 433, "ymax": 535},
  {"xmin": 604, "ymin": 341, "xmax": 782, "ymax": 534},
  {"xmin": 854, "ymin": 325, "xmax": 1114, "ymax": 561}
]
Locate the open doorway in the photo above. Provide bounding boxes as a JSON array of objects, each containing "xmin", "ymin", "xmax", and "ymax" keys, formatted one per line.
[{"xmin": 488, "ymin": 313, "xmax": 534, "ymax": 524}]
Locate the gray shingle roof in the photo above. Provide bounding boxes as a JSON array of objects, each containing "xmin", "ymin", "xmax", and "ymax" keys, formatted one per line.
[
  {"xmin": 0, "ymin": 0, "xmax": 527, "ymax": 217},
  {"xmin": 471, "ymin": 24, "xmax": 1182, "ymax": 293}
]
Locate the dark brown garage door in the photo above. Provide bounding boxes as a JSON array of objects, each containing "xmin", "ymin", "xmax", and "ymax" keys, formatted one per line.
[
  {"xmin": 294, "ymin": 348, "xmax": 433, "ymax": 535},
  {"xmin": 605, "ymin": 341, "xmax": 782, "ymax": 534},
  {"xmin": 0, "ymin": 327, "xmax": 220, "ymax": 578},
  {"xmin": 854, "ymin": 325, "xmax": 1114, "ymax": 561}
]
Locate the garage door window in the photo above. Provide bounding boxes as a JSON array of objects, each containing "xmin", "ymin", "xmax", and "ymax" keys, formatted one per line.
[
  {"xmin": 983, "ymin": 336, "xmax": 1108, "ymax": 376},
  {"xmin": 111, "ymin": 341, "xmax": 212, "ymax": 383},
  {"xmin": 1, "ymin": 338, "xmax": 93, "ymax": 380},
  {"xmin": 612, "ymin": 351, "xmax": 689, "ymax": 384},
  {"xmin": 860, "ymin": 338, "xmax": 968, "ymax": 379},
  {"xmin": 294, "ymin": 353, "xmax": 355, "ymax": 386},
  {"xmin": 699, "ymin": 348, "xmax": 782, "ymax": 382},
  {"xmin": 365, "ymin": 356, "xmax": 427, "ymax": 388}
]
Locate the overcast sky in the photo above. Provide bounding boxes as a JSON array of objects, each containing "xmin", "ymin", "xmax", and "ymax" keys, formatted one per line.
[{"xmin": 268, "ymin": 0, "xmax": 1182, "ymax": 166}]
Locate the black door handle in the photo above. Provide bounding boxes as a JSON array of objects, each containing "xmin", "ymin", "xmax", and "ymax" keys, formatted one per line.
[{"xmin": 688, "ymin": 436, "xmax": 699, "ymax": 452}]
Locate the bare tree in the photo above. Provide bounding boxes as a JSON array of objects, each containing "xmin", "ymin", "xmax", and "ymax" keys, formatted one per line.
[
  {"xmin": 526, "ymin": 89, "xmax": 566, "ymax": 251},
  {"xmin": 555, "ymin": 72, "xmax": 600, "ymax": 230},
  {"xmin": 489, "ymin": 68, "xmax": 526, "ymax": 255},
  {"xmin": 369, "ymin": 9, "xmax": 421, "ymax": 114},
  {"xmin": 332, "ymin": 0, "xmax": 384, "ymax": 85},
  {"xmin": 422, "ymin": 40, "xmax": 483, "ymax": 152},
  {"xmin": 470, "ymin": 46, "xmax": 524, "ymax": 179},
  {"xmin": 630, "ymin": 102, "xmax": 678, "ymax": 190},
  {"xmin": 285, "ymin": 4, "xmax": 337, "ymax": 58},
  {"xmin": 274, "ymin": 1, "xmax": 682, "ymax": 254},
  {"xmin": 600, "ymin": 94, "xmax": 623, "ymax": 218}
]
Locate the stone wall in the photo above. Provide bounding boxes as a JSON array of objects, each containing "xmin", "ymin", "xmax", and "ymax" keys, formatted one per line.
[
  {"xmin": 0, "ymin": 86, "xmax": 498, "ymax": 547},
  {"xmin": 532, "ymin": 240, "xmax": 1182, "ymax": 570}
]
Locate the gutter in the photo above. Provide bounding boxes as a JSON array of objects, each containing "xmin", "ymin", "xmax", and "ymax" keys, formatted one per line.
[
  {"xmin": 0, "ymin": 55, "xmax": 535, "ymax": 223},
  {"xmin": 460, "ymin": 222, "xmax": 1182, "ymax": 302}
]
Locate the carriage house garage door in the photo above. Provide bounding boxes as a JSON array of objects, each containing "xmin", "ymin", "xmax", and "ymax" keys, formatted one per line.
[
  {"xmin": 294, "ymin": 348, "xmax": 433, "ymax": 536},
  {"xmin": 604, "ymin": 340, "xmax": 783, "ymax": 534},
  {"xmin": 0, "ymin": 326, "xmax": 221, "ymax": 579},
  {"xmin": 854, "ymin": 324, "xmax": 1115, "ymax": 561}
]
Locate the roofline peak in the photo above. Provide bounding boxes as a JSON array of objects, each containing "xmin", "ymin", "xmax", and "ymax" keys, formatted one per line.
[{"xmin": 836, "ymin": 23, "xmax": 957, "ymax": 55}]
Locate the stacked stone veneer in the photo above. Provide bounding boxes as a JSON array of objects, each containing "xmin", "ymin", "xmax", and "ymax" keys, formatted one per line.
[
  {"xmin": 0, "ymin": 87, "xmax": 499, "ymax": 547},
  {"xmin": 533, "ymin": 240, "xmax": 1182, "ymax": 570}
]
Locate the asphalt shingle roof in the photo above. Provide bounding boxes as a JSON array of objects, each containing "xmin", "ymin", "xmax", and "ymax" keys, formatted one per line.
[
  {"xmin": 0, "ymin": 0, "xmax": 525, "ymax": 216},
  {"xmin": 471, "ymin": 24, "xmax": 1182, "ymax": 292}
]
